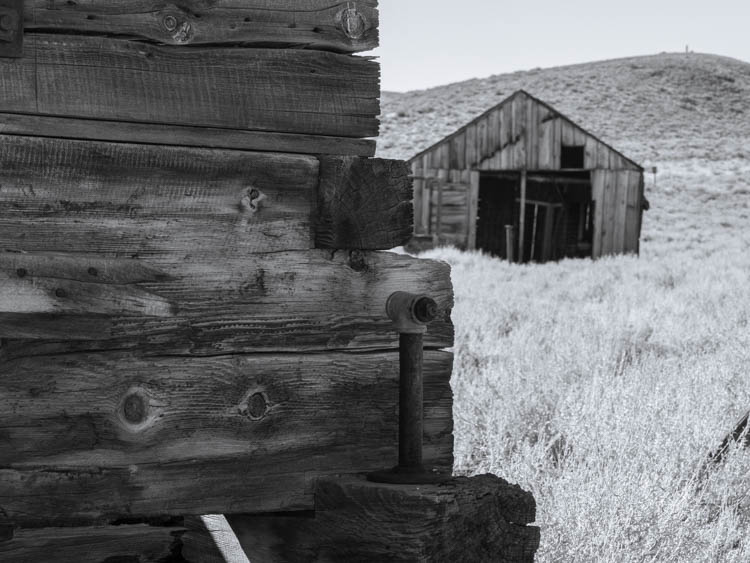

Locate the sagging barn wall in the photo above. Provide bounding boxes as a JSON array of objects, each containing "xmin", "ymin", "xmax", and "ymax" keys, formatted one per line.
[{"xmin": 410, "ymin": 90, "xmax": 645, "ymax": 260}]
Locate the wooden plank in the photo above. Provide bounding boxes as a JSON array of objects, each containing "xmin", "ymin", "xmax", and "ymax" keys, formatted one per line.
[
  {"xmin": 0, "ymin": 250, "xmax": 454, "ymax": 351},
  {"xmin": 518, "ymin": 170, "xmax": 527, "ymax": 262},
  {"xmin": 624, "ymin": 171, "xmax": 642, "ymax": 253},
  {"xmin": 182, "ymin": 515, "xmax": 251, "ymax": 563},
  {"xmin": 0, "ymin": 349, "xmax": 453, "ymax": 527},
  {"xmin": 437, "ymin": 142, "xmax": 450, "ymax": 170},
  {"xmin": 596, "ymin": 141, "xmax": 611, "ymax": 169},
  {"xmin": 26, "ymin": 0, "xmax": 379, "ymax": 53},
  {"xmin": 316, "ymin": 157, "xmax": 412, "ymax": 250},
  {"xmin": 552, "ymin": 118, "xmax": 562, "ymax": 169},
  {"xmin": 467, "ymin": 171, "xmax": 480, "ymax": 250},
  {"xmin": 600, "ymin": 171, "xmax": 617, "ymax": 255},
  {"xmin": 538, "ymin": 112, "xmax": 554, "ymax": 170},
  {"xmin": 612, "ymin": 171, "xmax": 629, "ymax": 252},
  {"xmin": 477, "ymin": 116, "xmax": 489, "ymax": 163},
  {"xmin": 449, "ymin": 131, "xmax": 466, "ymax": 170},
  {"xmin": 591, "ymin": 170, "xmax": 605, "ymax": 258},
  {"xmin": 464, "ymin": 123, "xmax": 478, "ymax": 168},
  {"xmin": 412, "ymin": 176, "xmax": 424, "ymax": 235},
  {"xmin": 0, "ymin": 523, "xmax": 186, "ymax": 562},
  {"xmin": 0, "ymin": 136, "xmax": 407, "ymax": 259},
  {"xmin": 0, "ymin": 34, "xmax": 379, "ymax": 139},
  {"xmin": 0, "ymin": 112, "xmax": 376, "ymax": 156},
  {"xmin": 511, "ymin": 94, "xmax": 527, "ymax": 169},
  {"xmin": 525, "ymin": 98, "xmax": 539, "ymax": 170},
  {"xmin": 490, "ymin": 108, "xmax": 502, "ymax": 156},
  {"xmin": 230, "ymin": 474, "xmax": 539, "ymax": 563},
  {"xmin": 0, "ymin": 135, "xmax": 318, "ymax": 257},
  {"xmin": 584, "ymin": 137, "xmax": 597, "ymax": 169}
]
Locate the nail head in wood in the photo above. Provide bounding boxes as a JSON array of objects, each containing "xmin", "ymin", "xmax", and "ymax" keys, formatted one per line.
[{"xmin": 55, "ymin": 287, "xmax": 67, "ymax": 298}]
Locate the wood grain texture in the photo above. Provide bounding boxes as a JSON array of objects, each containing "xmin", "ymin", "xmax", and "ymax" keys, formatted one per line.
[
  {"xmin": 229, "ymin": 474, "xmax": 540, "ymax": 563},
  {"xmin": 315, "ymin": 157, "xmax": 413, "ymax": 250},
  {"xmin": 181, "ymin": 515, "xmax": 250, "ymax": 563},
  {"xmin": 0, "ymin": 112, "xmax": 376, "ymax": 156},
  {"xmin": 0, "ymin": 34, "xmax": 379, "ymax": 138},
  {"xmin": 0, "ymin": 135, "xmax": 318, "ymax": 257},
  {"xmin": 0, "ymin": 522, "xmax": 185, "ymax": 562},
  {"xmin": 0, "ymin": 349, "xmax": 453, "ymax": 526},
  {"xmin": 26, "ymin": 0, "xmax": 379, "ymax": 53},
  {"xmin": 0, "ymin": 136, "xmax": 408, "ymax": 263},
  {"xmin": 0, "ymin": 250, "xmax": 454, "ymax": 350}
]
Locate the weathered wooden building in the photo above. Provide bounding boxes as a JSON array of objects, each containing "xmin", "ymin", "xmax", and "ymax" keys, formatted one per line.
[
  {"xmin": 0, "ymin": 1, "xmax": 538, "ymax": 561},
  {"xmin": 410, "ymin": 90, "xmax": 646, "ymax": 261}
]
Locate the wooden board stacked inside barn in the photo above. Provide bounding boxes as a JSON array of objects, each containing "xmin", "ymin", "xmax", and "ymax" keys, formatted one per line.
[{"xmin": 0, "ymin": 2, "xmax": 539, "ymax": 561}]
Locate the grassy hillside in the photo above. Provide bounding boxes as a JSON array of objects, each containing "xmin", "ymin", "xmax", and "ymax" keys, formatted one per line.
[{"xmin": 380, "ymin": 53, "xmax": 750, "ymax": 561}]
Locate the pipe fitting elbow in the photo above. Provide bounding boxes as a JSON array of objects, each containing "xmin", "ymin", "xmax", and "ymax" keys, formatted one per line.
[{"xmin": 386, "ymin": 291, "xmax": 438, "ymax": 334}]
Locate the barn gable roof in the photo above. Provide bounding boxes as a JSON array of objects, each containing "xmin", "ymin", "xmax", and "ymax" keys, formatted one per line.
[{"xmin": 408, "ymin": 90, "xmax": 643, "ymax": 172}]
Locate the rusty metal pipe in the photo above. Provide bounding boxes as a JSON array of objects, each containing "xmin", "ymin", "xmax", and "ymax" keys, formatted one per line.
[
  {"xmin": 398, "ymin": 332, "xmax": 424, "ymax": 471},
  {"xmin": 368, "ymin": 292, "xmax": 447, "ymax": 484}
]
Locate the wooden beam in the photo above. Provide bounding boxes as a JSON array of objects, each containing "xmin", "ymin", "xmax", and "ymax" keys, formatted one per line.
[
  {"xmin": 316, "ymin": 157, "xmax": 413, "ymax": 249},
  {"xmin": 0, "ymin": 136, "xmax": 408, "ymax": 263},
  {"xmin": 0, "ymin": 34, "xmax": 379, "ymax": 139},
  {"xmin": 518, "ymin": 169, "xmax": 527, "ymax": 262},
  {"xmin": 467, "ymin": 170, "xmax": 480, "ymax": 250},
  {"xmin": 0, "ymin": 522, "xmax": 186, "ymax": 562},
  {"xmin": 0, "ymin": 250, "xmax": 454, "ymax": 350},
  {"xmin": 25, "ymin": 0, "xmax": 379, "ymax": 53},
  {"xmin": 229, "ymin": 474, "xmax": 540, "ymax": 562},
  {"xmin": 0, "ymin": 350, "xmax": 453, "ymax": 527},
  {"xmin": 0, "ymin": 112, "xmax": 376, "ymax": 156}
]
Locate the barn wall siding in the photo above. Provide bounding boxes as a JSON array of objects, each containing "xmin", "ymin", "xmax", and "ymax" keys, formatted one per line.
[{"xmin": 409, "ymin": 90, "xmax": 644, "ymax": 259}]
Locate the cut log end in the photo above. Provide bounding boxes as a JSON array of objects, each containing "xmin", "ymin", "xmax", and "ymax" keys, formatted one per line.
[{"xmin": 229, "ymin": 473, "xmax": 540, "ymax": 562}]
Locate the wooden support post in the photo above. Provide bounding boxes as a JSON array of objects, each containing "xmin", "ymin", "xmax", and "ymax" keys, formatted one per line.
[
  {"xmin": 505, "ymin": 224, "xmax": 515, "ymax": 262},
  {"xmin": 228, "ymin": 474, "xmax": 540, "ymax": 562},
  {"xmin": 518, "ymin": 170, "xmax": 527, "ymax": 262}
]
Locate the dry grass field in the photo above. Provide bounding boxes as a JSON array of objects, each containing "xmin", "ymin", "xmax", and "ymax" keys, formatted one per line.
[{"xmin": 379, "ymin": 53, "xmax": 750, "ymax": 561}]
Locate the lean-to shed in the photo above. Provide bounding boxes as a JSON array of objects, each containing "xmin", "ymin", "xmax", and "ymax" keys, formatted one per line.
[{"xmin": 410, "ymin": 90, "xmax": 646, "ymax": 261}]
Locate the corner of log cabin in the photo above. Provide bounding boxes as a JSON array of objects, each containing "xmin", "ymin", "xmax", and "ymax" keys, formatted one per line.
[
  {"xmin": 0, "ymin": 1, "xmax": 539, "ymax": 560},
  {"xmin": 316, "ymin": 156, "xmax": 414, "ymax": 250}
]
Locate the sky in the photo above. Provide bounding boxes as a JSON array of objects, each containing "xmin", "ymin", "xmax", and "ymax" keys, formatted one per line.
[{"xmin": 370, "ymin": 0, "xmax": 750, "ymax": 92}]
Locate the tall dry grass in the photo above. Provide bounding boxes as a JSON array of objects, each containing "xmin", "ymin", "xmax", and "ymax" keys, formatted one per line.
[{"xmin": 421, "ymin": 160, "xmax": 750, "ymax": 561}]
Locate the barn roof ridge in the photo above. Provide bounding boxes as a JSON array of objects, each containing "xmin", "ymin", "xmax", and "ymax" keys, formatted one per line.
[{"xmin": 408, "ymin": 89, "xmax": 643, "ymax": 172}]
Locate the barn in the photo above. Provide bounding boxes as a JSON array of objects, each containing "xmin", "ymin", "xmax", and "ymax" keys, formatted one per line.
[{"xmin": 410, "ymin": 90, "xmax": 646, "ymax": 261}]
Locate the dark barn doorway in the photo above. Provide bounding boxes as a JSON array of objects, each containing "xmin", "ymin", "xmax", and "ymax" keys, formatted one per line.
[
  {"xmin": 476, "ymin": 173, "xmax": 518, "ymax": 258},
  {"xmin": 475, "ymin": 171, "xmax": 594, "ymax": 262}
]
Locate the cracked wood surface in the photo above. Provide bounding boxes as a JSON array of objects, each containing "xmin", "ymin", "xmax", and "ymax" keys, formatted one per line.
[
  {"xmin": 24, "ymin": 0, "xmax": 379, "ymax": 53},
  {"xmin": 230, "ymin": 474, "xmax": 540, "ymax": 562},
  {"xmin": 0, "ymin": 349, "xmax": 453, "ymax": 527},
  {"xmin": 0, "ymin": 34, "xmax": 379, "ymax": 138},
  {"xmin": 0, "ymin": 250, "xmax": 453, "ymax": 349}
]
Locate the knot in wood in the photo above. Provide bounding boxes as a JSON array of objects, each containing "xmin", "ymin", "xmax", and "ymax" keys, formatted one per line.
[
  {"xmin": 163, "ymin": 14, "xmax": 192, "ymax": 43},
  {"xmin": 240, "ymin": 392, "xmax": 268, "ymax": 421},
  {"xmin": 348, "ymin": 249, "xmax": 368, "ymax": 272},
  {"xmin": 239, "ymin": 187, "xmax": 265, "ymax": 214},
  {"xmin": 15, "ymin": 267, "xmax": 26, "ymax": 278},
  {"xmin": 123, "ymin": 393, "xmax": 147, "ymax": 425},
  {"xmin": 87, "ymin": 267, "xmax": 99, "ymax": 277},
  {"xmin": 163, "ymin": 15, "xmax": 178, "ymax": 31},
  {"xmin": 54, "ymin": 287, "xmax": 67, "ymax": 298},
  {"xmin": 338, "ymin": 6, "xmax": 366, "ymax": 40},
  {"xmin": 0, "ymin": 10, "xmax": 18, "ymax": 36}
]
